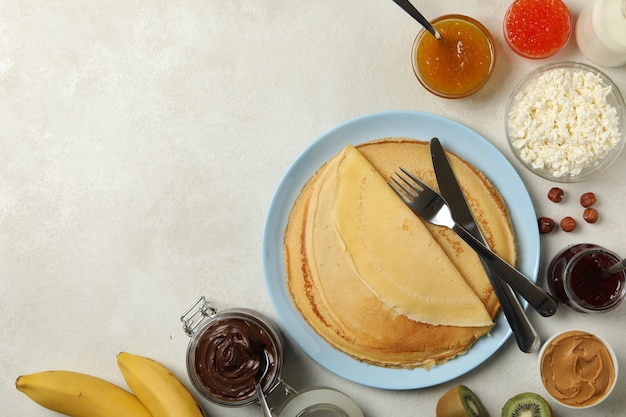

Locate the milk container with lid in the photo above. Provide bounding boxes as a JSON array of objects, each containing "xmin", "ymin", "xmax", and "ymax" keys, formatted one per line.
[{"xmin": 575, "ymin": 0, "xmax": 626, "ymax": 67}]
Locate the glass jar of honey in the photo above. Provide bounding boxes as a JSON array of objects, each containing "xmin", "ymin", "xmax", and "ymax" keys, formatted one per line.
[
  {"xmin": 547, "ymin": 244, "xmax": 626, "ymax": 313},
  {"xmin": 412, "ymin": 14, "xmax": 495, "ymax": 98}
]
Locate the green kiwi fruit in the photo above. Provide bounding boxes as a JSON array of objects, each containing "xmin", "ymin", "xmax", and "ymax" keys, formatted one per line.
[
  {"xmin": 501, "ymin": 392, "xmax": 553, "ymax": 417},
  {"xmin": 436, "ymin": 385, "xmax": 489, "ymax": 417}
]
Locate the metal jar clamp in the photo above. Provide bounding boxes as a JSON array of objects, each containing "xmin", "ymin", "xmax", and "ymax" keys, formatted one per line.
[{"xmin": 180, "ymin": 296, "xmax": 363, "ymax": 417}]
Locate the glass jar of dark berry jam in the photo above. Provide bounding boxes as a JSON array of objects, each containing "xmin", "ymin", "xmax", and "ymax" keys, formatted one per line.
[{"xmin": 547, "ymin": 244, "xmax": 626, "ymax": 313}]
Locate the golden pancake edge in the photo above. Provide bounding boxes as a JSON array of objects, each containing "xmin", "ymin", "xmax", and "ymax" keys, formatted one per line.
[{"xmin": 283, "ymin": 138, "xmax": 517, "ymax": 369}]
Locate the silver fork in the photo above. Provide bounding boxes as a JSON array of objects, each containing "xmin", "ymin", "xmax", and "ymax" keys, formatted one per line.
[{"xmin": 389, "ymin": 168, "xmax": 558, "ymax": 317}]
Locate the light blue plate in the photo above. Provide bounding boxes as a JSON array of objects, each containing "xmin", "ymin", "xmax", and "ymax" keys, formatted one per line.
[{"xmin": 262, "ymin": 111, "xmax": 540, "ymax": 390}]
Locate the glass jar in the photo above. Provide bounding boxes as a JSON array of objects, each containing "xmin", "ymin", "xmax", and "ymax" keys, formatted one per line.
[
  {"xmin": 412, "ymin": 14, "xmax": 496, "ymax": 98},
  {"xmin": 547, "ymin": 244, "xmax": 626, "ymax": 313},
  {"xmin": 181, "ymin": 297, "xmax": 364, "ymax": 417},
  {"xmin": 575, "ymin": 0, "xmax": 626, "ymax": 67}
]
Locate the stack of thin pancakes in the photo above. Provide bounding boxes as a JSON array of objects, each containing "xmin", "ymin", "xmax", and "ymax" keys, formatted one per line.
[{"xmin": 284, "ymin": 139, "xmax": 517, "ymax": 369}]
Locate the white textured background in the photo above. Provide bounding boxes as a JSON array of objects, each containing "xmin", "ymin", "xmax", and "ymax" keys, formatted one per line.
[{"xmin": 2, "ymin": 1, "xmax": 625, "ymax": 416}]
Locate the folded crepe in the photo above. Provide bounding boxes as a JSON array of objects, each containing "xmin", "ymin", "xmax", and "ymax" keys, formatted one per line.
[
  {"xmin": 333, "ymin": 145, "xmax": 493, "ymax": 327},
  {"xmin": 284, "ymin": 139, "xmax": 516, "ymax": 369}
]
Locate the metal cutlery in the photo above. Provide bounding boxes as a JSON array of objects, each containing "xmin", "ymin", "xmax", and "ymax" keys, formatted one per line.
[
  {"xmin": 388, "ymin": 168, "xmax": 558, "ymax": 317},
  {"xmin": 255, "ymin": 349, "xmax": 273, "ymax": 417},
  {"xmin": 430, "ymin": 138, "xmax": 541, "ymax": 352}
]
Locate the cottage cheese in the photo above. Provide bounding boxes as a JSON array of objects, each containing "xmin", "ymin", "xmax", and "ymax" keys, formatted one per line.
[{"xmin": 507, "ymin": 68, "xmax": 622, "ymax": 177}]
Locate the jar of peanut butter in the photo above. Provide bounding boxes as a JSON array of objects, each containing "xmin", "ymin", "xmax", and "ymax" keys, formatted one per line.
[{"xmin": 181, "ymin": 297, "xmax": 364, "ymax": 417}]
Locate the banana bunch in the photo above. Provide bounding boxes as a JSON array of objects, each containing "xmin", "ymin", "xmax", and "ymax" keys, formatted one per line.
[
  {"xmin": 16, "ymin": 352, "xmax": 205, "ymax": 417},
  {"xmin": 117, "ymin": 352, "xmax": 205, "ymax": 417}
]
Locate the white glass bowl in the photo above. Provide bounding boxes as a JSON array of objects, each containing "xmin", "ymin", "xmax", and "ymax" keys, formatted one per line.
[
  {"xmin": 506, "ymin": 62, "xmax": 625, "ymax": 182},
  {"xmin": 538, "ymin": 330, "xmax": 618, "ymax": 409}
]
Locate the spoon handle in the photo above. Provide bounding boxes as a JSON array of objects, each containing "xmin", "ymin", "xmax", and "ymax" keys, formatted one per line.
[
  {"xmin": 391, "ymin": 0, "xmax": 441, "ymax": 39},
  {"xmin": 606, "ymin": 258, "xmax": 626, "ymax": 275},
  {"xmin": 256, "ymin": 383, "xmax": 274, "ymax": 417}
]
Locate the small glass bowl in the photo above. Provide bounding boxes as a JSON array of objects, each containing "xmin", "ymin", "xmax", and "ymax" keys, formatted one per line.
[
  {"xmin": 538, "ymin": 330, "xmax": 618, "ymax": 409},
  {"xmin": 506, "ymin": 62, "xmax": 626, "ymax": 182},
  {"xmin": 503, "ymin": 0, "xmax": 572, "ymax": 59},
  {"xmin": 412, "ymin": 14, "xmax": 496, "ymax": 99}
]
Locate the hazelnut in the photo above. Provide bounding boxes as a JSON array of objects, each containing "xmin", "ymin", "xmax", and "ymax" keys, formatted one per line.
[
  {"xmin": 583, "ymin": 208, "xmax": 599, "ymax": 224},
  {"xmin": 560, "ymin": 216, "xmax": 577, "ymax": 232},
  {"xmin": 547, "ymin": 187, "xmax": 564, "ymax": 203},
  {"xmin": 580, "ymin": 192, "xmax": 597, "ymax": 207},
  {"xmin": 538, "ymin": 217, "xmax": 556, "ymax": 234}
]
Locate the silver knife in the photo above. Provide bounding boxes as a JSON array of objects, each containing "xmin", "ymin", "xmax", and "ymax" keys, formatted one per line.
[{"xmin": 430, "ymin": 137, "xmax": 541, "ymax": 353}]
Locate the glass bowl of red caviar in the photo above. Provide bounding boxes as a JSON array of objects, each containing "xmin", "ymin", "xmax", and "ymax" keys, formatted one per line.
[
  {"xmin": 412, "ymin": 15, "xmax": 496, "ymax": 99},
  {"xmin": 503, "ymin": 0, "xmax": 572, "ymax": 59}
]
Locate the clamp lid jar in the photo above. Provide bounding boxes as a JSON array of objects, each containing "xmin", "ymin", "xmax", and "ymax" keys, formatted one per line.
[
  {"xmin": 180, "ymin": 297, "xmax": 364, "ymax": 417},
  {"xmin": 181, "ymin": 297, "xmax": 283, "ymax": 407}
]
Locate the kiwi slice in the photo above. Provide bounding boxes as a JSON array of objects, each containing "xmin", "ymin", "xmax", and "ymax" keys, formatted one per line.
[
  {"xmin": 436, "ymin": 385, "xmax": 489, "ymax": 417},
  {"xmin": 501, "ymin": 393, "xmax": 553, "ymax": 417}
]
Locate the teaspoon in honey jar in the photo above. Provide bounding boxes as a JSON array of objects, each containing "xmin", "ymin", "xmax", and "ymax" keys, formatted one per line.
[{"xmin": 391, "ymin": 0, "xmax": 441, "ymax": 39}]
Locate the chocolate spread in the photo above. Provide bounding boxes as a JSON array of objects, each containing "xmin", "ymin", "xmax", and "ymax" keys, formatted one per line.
[
  {"xmin": 194, "ymin": 316, "xmax": 278, "ymax": 403},
  {"xmin": 540, "ymin": 330, "xmax": 615, "ymax": 407}
]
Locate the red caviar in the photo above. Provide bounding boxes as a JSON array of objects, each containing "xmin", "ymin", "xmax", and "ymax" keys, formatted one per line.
[{"xmin": 504, "ymin": 0, "xmax": 572, "ymax": 59}]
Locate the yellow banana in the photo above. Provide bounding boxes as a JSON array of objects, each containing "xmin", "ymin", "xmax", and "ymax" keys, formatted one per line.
[
  {"xmin": 16, "ymin": 370, "xmax": 153, "ymax": 417},
  {"xmin": 117, "ymin": 351, "xmax": 205, "ymax": 417}
]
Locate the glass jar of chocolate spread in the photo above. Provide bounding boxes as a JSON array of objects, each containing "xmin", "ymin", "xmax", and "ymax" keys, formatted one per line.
[
  {"xmin": 181, "ymin": 297, "xmax": 364, "ymax": 417},
  {"xmin": 547, "ymin": 244, "xmax": 626, "ymax": 313}
]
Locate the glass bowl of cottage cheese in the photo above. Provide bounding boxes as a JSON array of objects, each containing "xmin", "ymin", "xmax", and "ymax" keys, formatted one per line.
[{"xmin": 506, "ymin": 62, "xmax": 625, "ymax": 182}]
